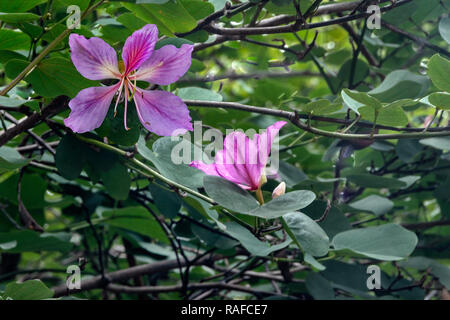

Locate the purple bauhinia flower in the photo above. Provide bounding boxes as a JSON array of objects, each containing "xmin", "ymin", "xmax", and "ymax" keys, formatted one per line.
[
  {"xmin": 190, "ymin": 121, "xmax": 287, "ymax": 191},
  {"xmin": 65, "ymin": 24, "xmax": 193, "ymax": 136}
]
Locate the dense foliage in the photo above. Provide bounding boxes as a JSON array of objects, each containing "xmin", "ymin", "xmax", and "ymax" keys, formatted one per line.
[{"xmin": 0, "ymin": 0, "xmax": 449, "ymax": 300}]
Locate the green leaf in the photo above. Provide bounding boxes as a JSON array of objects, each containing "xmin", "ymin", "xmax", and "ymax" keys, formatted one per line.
[
  {"xmin": 156, "ymin": 37, "xmax": 194, "ymax": 49},
  {"xmin": 342, "ymin": 89, "xmax": 382, "ymax": 111},
  {"xmin": 203, "ymin": 176, "xmax": 259, "ymax": 213},
  {"xmin": 55, "ymin": 134, "xmax": 88, "ymax": 180},
  {"xmin": 177, "ymin": 87, "xmax": 223, "ymax": 102},
  {"xmin": 419, "ymin": 137, "xmax": 450, "ymax": 150},
  {"xmin": 137, "ymin": 136, "xmax": 206, "ymax": 189},
  {"xmin": 181, "ymin": 0, "xmax": 215, "ymax": 20},
  {"xmin": 0, "ymin": 12, "xmax": 40, "ymax": 23},
  {"xmin": 302, "ymin": 201, "xmax": 351, "ymax": 239},
  {"xmin": 100, "ymin": 162, "xmax": 131, "ymax": 201},
  {"xmin": 277, "ymin": 160, "xmax": 307, "ymax": 187},
  {"xmin": 122, "ymin": 2, "xmax": 197, "ymax": 36},
  {"xmin": 248, "ymin": 190, "xmax": 316, "ymax": 219},
  {"xmin": 96, "ymin": 103, "xmax": 141, "ymax": 146},
  {"xmin": 332, "ymin": 224, "xmax": 418, "ymax": 261},
  {"xmin": 0, "ymin": 0, "xmax": 47, "ymax": 12},
  {"xmin": 320, "ymin": 260, "xmax": 371, "ymax": 293},
  {"xmin": 5, "ymin": 58, "xmax": 99, "ymax": 98},
  {"xmin": 304, "ymin": 253, "xmax": 326, "ymax": 271},
  {"xmin": 224, "ymin": 221, "xmax": 291, "ymax": 256},
  {"xmin": 346, "ymin": 173, "xmax": 407, "ymax": 189},
  {"xmin": 0, "ymin": 96, "xmax": 27, "ymax": 108},
  {"xmin": 0, "ymin": 146, "xmax": 30, "ymax": 170},
  {"xmin": 337, "ymin": 59, "xmax": 369, "ymax": 88},
  {"xmin": 0, "ymin": 50, "xmax": 26, "ymax": 64},
  {"xmin": 306, "ymin": 273, "xmax": 335, "ymax": 300},
  {"xmin": 102, "ymin": 206, "xmax": 167, "ymax": 243},
  {"xmin": 358, "ymin": 104, "xmax": 408, "ymax": 126},
  {"xmin": 399, "ymin": 256, "xmax": 450, "ymax": 290},
  {"xmin": 369, "ymin": 70, "xmax": 429, "ymax": 102},
  {"xmin": 148, "ymin": 182, "xmax": 182, "ymax": 219},
  {"xmin": 428, "ymin": 92, "xmax": 450, "ymax": 110},
  {"xmin": 0, "ymin": 173, "xmax": 47, "ymax": 209},
  {"xmin": 0, "ymin": 231, "xmax": 72, "ymax": 253},
  {"xmin": 117, "ymin": 13, "xmax": 147, "ymax": 32},
  {"xmin": 439, "ymin": 17, "xmax": 450, "ymax": 44},
  {"xmin": 0, "ymin": 29, "xmax": 30, "ymax": 51},
  {"xmin": 341, "ymin": 89, "xmax": 363, "ymax": 113},
  {"xmin": 283, "ymin": 211, "xmax": 329, "ymax": 257},
  {"xmin": 4, "ymin": 280, "xmax": 53, "ymax": 300},
  {"xmin": 137, "ymin": 0, "xmax": 170, "ymax": 4},
  {"xmin": 349, "ymin": 195, "xmax": 394, "ymax": 216},
  {"xmin": 427, "ymin": 54, "xmax": 450, "ymax": 92},
  {"xmin": 396, "ymin": 139, "xmax": 423, "ymax": 163}
]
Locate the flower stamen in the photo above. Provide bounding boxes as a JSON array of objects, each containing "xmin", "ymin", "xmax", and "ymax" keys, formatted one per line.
[
  {"xmin": 124, "ymin": 84, "xmax": 131, "ymax": 131},
  {"xmin": 113, "ymin": 77, "xmax": 125, "ymax": 117}
]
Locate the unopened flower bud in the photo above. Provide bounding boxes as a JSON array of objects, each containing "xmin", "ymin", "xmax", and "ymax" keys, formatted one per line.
[{"xmin": 272, "ymin": 182, "xmax": 286, "ymax": 199}]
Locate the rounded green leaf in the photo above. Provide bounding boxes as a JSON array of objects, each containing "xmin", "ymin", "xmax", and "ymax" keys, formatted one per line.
[
  {"xmin": 346, "ymin": 173, "xmax": 407, "ymax": 189},
  {"xmin": 203, "ymin": 176, "xmax": 259, "ymax": 213},
  {"xmin": 55, "ymin": 135, "xmax": 89, "ymax": 180},
  {"xmin": 369, "ymin": 70, "xmax": 429, "ymax": 102},
  {"xmin": 5, "ymin": 280, "xmax": 53, "ymax": 300},
  {"xmin": 0, "ymin": 12, "xmax": 40, "ymax": 23},
  {"xmin": 428, "ymin": 54, "xmax": 450, "ymax": 92},
  {"xmin": 283, "ymin": 211, "xmax": 330, "ymax": 257},
  {"xmin": 342, "ymin": 89, "xmax": 382, "ymax": 111},
  {"xmin": 428, "ymin": 92, "xmax": 450, "ymax": 110},
  {"xmin": 248, "ymin": 190, "xmax": 316, "ymax": 219},
  {"xmin": 332, "ymin": 224, "xmax": 418, "ymax": 261},
  {"xmin": 439, "ymin": 16, "xmax": 450, "ymax": 44}
]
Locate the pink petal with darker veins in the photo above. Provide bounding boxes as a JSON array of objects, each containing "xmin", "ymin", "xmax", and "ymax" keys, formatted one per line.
[
  {"xmin": 189, "ymin": 122, "xmax": 287, "ymax": 191},
  {"xmin": 189, "ymin": 161, "xmax": 220, "ymax": 176},
  {"xmin": 133, "ymin": 89, "xmax": 193, "ymax": 136},
  {"xmin": 122, "ymin": 24, "xmax": 158, "ymax": 75},
  {"xmin": 65, "ymin": 84, "xmax": 119, "ymax": 133},
  {"xmin": 69, "ymin": 34, "xmax": 120, "ymax": 80},
  {"xmin": 133, "ymin": 44, "xmax": 194, "ymax": 85},
  {"xmin": 214, "ymin": 132, "xmax": 262, "ymax": 190},
  {"xmin": 252, "ymin": 121, "xmax": 287, "ymax": 167}
]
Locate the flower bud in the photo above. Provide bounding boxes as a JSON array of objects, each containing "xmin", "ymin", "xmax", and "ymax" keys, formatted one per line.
[{"xmin": 272, "ymin": 182, "xmax": 286, "ymax": 199}]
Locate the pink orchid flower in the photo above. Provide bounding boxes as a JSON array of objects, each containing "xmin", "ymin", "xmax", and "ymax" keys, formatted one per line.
[
  {"xmin": 65, "ymin": 24, "xmax": 193, "ymax": 136},
  {"xmin": 190, "ymin": 121, "xmax": 287, "ymax": 191}
]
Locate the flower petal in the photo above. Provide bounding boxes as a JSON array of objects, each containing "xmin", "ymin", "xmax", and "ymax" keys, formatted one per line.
[
  {"xmin": 252, "ymin": 121, "xmax": 287, "ymax": 167},
  {"xmin": 69, "ymin": 34, "xmax": 120, "ymax": 80},
  {"xmin": 122, "ymin": 24, "xmax": 158, "ymax": 74},
  {"xmin": 133, "ymin": 44, "xmax": 193, "ymax": 85},
  {"xmin": 189, "ymin": 161, "xmax": 220, "ymax": 176},
  {"xmin": 65, "ymin": 85, "xmax": 119, "ymax": 133},
  {"xmin": 215, "ymin": 132, "xmax": 262, "ymax": 190},
  {"xmin": 133, "ymin": 89, "xmax": 193, "ymax": 136}
]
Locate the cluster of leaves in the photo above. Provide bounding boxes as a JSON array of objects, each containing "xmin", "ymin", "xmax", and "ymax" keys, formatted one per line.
[{"xmin": 0, "ymin": 0, "xmax": 449, "ymax": 300}]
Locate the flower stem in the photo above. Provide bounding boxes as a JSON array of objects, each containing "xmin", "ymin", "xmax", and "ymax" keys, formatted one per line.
[{"xmin": 255, "ymin": 187, "xmax": 265, "ymax": 232}]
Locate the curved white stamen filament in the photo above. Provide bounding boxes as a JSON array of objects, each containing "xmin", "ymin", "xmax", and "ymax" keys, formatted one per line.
[
  {"xmin": 124, "ymin": 83, "xmax": 130, "ymax": 131},
  {"xmin": 113, "ymin": 77, "xmax": 125, "ymax": 117}
]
